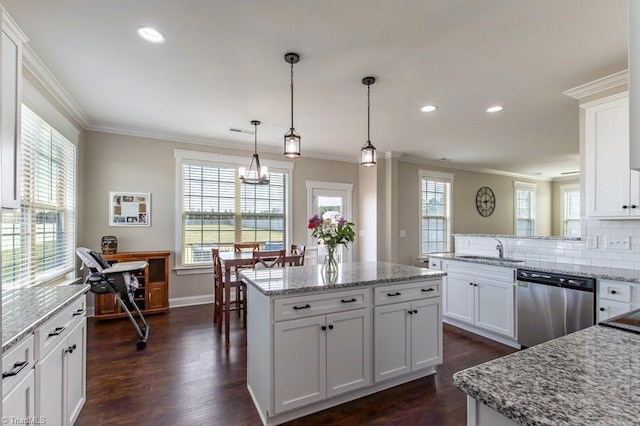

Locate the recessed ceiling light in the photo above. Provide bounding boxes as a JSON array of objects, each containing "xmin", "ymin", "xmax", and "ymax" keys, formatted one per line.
[
  {"xmin": 486, "ymin": 105, "xmax": 504, "ymax": 113},
  {"xmin": 533, "ymin": 172, "xmax": 542, "ymax": 176},
  {"xmin": 438, "ymin": 157, "xmax": 450, "ymax": 162},
  {"xmin": 421, "ymin": 105, "xmax": 438, "ymax": 113},
  {"xmin": 137, "ymin": 27, "xmax": 165, "ymax": 44}
]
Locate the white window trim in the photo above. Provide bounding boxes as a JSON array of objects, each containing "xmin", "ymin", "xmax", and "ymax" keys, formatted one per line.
[
  {"xmin": 514, "ymin": 181, "xmax": 537, "ymax": 236},
  {"xmin": 418, "ymin": 169, "xmax": 454, "ymax": 255},
  {"xmin": 305, "ymin": 180, "xmax": 354, "ymax": 263},
  {"xmin": 173, "ymin": 148, "xmax": 294, "ymax": 274},
  {"xmin": 560, "ymin": 183, "xmax": 581, "ymax": 237}
]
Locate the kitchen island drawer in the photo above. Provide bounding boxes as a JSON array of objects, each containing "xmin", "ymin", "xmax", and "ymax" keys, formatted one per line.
[
  {"xmin": 34, "ymin": 296, "xmax": 86, "ymax": 360},
  {"xmin": 273, "ymin": 289, "xmax": 369, "ymax": 321},
  {"xmin": 374, "ymin": 280, "xmax": 440, "ymax": 306},
  {"xmin": 2, "ymin": 335, "xmax": 34, "ymax": 397},
  {"xmin": 599, "ymin": 280, "xmax": 632, "ymax": 303}
]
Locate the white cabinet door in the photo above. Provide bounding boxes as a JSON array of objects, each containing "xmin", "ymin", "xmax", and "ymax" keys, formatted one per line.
[
  {"xmin": 410, "ymin": 298, "xmax": 442, "ymax": 371},
  {"xmin": 35, "ymin": 337, "xmax": 66, "ymax": 425},
  {"xmin": 474, "ymin": 278, "xmax": 515, "ymax": 338},
  {"xmin": 66, "ymin": 320, "xmax": 86, "ymax": 425},
  {"xmin": 584, "ymin": 95, "xmax": 632, "ymax": 217},
  {"xmin": 443, "ymin": 273, "xmax": 474, "ymax": 324},
  {"xmin": 598, "ymin": 300, "xmax": 632, "ymax": 322},
  {"xmin": 273, "ymin": 315, "xmax": 326, "ymax": 414},
  {"xmin": 326, "ymin": 309, "xmax": 371, "ymax": 398},
  {"xmin": 374, "ymin": 301, "xmax": 411, "ymax": 382},
  {"xmin": 2, "ymin": 369, "xmax": 35, "ymax": 421}
]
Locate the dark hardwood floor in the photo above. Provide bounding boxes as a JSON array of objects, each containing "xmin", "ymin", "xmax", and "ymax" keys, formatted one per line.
[{"xmin": 76, "ymin": 304, "xmax": 515, "ymax": 426}]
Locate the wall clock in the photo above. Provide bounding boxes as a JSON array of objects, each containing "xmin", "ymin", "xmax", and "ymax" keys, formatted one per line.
[{"xmin": 476, "ymin": 187, "xmax": 495, "ymax": 217}]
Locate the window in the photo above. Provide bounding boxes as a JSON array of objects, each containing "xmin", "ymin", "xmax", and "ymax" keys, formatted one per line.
[
  {"xmin": 1, "ymin": 105, "xmax": 77, "ymax": 289},
  {"xmin": 419, "ymin": 170, "xmax": 453, "ymax": 255},
  {"xmin": 561, "ymin": 184, "xmax": 580, "ymax": 237},
  {"xmin": 175, "ymin": 149, "xmax": 293, "ymax": 269},
  {"xmin": 514, "ymin": 181, "xmax": 536, "ymax": 236}
]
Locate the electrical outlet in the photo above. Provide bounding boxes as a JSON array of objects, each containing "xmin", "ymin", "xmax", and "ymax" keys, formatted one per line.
[{"xmin": 605, "ymin": 236, "xmax": 632, "ymax": 250}]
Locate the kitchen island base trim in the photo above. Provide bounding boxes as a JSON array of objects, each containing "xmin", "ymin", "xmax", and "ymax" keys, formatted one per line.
[
  {"xmin": 443, "ymin": 318, "xmax": 520, "ymax": 349},
  {"xmin": 249, "ymin": 366, "xmax": 437, "ymax": 426},
  {"xmin": 467, "ymin": 396, "xmax": 518, "ymax": 426}
]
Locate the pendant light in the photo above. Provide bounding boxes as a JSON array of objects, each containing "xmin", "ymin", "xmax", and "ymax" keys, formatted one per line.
[
  {"xmin": 361, "ymin": 76, "xmax": 377, "ymax": 167},
  {"xmin": 284, "ymin": 52, "xmax": 301, "ymax": 158},
  {"xmin": 239, "ymin": 120, "xmax": 270, "ymax": 185}
]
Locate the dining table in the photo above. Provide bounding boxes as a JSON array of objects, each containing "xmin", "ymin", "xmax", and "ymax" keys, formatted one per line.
[{"xmin": 217, "ymin": 250, "xmax": 303, "ymax": 342}]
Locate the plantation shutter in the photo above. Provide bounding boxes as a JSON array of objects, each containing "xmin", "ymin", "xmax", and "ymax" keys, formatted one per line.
[{"xmin": 1, "ymin": 105, "xmax": 77, "ymax": 288}]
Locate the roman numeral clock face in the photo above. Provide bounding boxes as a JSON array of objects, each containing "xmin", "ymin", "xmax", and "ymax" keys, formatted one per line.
[{"xmin": 476, "ymin": 186, "xmax": 495, "ymax": 217}]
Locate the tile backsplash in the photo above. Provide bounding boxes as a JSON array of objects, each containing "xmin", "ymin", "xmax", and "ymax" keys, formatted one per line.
[{"xmin": 454, "ymin": 219, "xmax": 640, "ymax": 271}]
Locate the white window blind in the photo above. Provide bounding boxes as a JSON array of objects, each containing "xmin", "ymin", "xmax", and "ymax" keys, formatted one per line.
[
  {"xmin": 561, "ymin": 184, "xmax": 580, "ymax": 237},
  {"xmin": 181, "ymin": 161, "xmax": 288, "ymax": 266},
  {"xmin": 514, "ymin": 181, "xmax": 536, "ymax": 237},
  {"xmin": 419, "ymin": 170, "xmax": 453, "ymax": 255},
  {"xmin": 2, "ymin": 105, "xmax": 77, "ymax": 288}
]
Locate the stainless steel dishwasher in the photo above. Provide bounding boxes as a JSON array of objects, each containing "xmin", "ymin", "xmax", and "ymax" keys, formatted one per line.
[{"xmin": 517, "ymin": 269, "xmax": 595, "ymax": 348}]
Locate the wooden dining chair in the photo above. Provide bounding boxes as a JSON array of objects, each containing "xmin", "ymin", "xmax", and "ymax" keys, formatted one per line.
[
  {"xmin": 212, "ymin": 248, "xmax": 246, "ymax": 331},
  {"xmin": 253, "ymin": 249, "xmax": 286, "ymax": 269},
  {"xmin": 232, "ymin": 242, "xmax": 259, "ymax": 317},
  {"xmin": 290, "ymin": 244, "xmax": 306, "ymax": 266}
]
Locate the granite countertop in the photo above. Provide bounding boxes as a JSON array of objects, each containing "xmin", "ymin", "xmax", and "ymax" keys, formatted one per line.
[
  {"xmin": 2, "ymin": 284, "xmax": 90, "ymax": 353},
  {"xmin": 453, "ymin": 325, "xmax": 640, "ymax": 425},
  {"xmin": 240, "ymin": 261, "xmax": 446, "ymax": 296},
  {"xmin": 427, "ymin": 252, "xmax": 640, "ymax": 283}
]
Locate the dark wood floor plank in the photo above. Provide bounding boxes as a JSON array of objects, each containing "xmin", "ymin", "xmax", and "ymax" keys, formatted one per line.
[{"xmin": 76, "ymin": 304, "xmax": 515, "ymax": 426}]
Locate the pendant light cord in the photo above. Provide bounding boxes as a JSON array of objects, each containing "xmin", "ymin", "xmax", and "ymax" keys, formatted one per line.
[
  {"xmin": 367, "ymin": 83, "xmax": 371, "ymax": 141},
  {"xmin": 290, "ymin": 62, "xmax": 294, "ymax": 128}
]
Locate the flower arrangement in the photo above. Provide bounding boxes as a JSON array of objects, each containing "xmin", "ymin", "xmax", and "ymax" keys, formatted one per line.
[{"xmin": 308, "ymin": 214, "xmax": 355, "ymax": 272}]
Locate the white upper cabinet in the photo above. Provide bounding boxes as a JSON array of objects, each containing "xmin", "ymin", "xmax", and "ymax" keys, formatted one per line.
[
  {"xmin": 0, "ymin": 8, "xmax": 27, "ymax": 209},
  {"xmin": 583, "ymin": 93, "xmax": 639, "ymax": 218}
]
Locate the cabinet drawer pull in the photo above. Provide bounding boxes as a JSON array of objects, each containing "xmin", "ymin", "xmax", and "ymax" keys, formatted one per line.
[
  {"xmin": 421, "ymin": 288, "xmax": 435, "ymax": 292},
  {"xmin": 387, "ymin": 292, "xmax": 401, "ymax": 297},
  {"xmin": 2, "ymin": 361, "xmax": 28, "ymax": 379},
  {"xmin": 341, "ymin": 298, "xmax": 357, "ymax": 303},
  {"xmin": 72, "ymin": 309, "xmax": 85, "ymax": 316},
  {"xmin": 48, "ymin": 326, "xmax": 66, "ymax": 337},
  {"xmin": 600, "ymin": 307, "xmax": 606, "ymax": 312},
  {"xmin": 293, "ymin": 304, "xmax": 311, "ymax": 310}
]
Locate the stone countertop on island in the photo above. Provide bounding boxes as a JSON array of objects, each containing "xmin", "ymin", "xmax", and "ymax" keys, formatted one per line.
[
  {"xmin": 427, "ymin": 252, "xmax": 640, "ymax": 283},
  {"xmin": 453, "ymin": 325, "xmax": 640, "ymax": 425},
  {"xmin": 2, "ymin": 284, "xmax": 90, "ymax": 353},
  {"xmin": 240, "ymin": 261, "xmax": 445, "ymax": 296}
]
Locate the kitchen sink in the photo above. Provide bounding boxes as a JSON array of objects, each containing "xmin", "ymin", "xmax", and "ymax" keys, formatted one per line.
[{"xmin": 456, "ymin": 255, "xmax": 524, "ymax": 263}]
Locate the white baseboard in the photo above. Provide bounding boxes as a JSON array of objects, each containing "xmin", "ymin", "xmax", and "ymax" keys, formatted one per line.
[{"xmin": 169, "ymin": 294, "xmax": 213, "ymax": 308}]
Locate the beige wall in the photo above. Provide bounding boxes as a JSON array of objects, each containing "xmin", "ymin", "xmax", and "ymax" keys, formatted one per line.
[
  {"xmin": 396, "ymin": 160, "xmax": 551, "ymax": 266},
  {"xmin": 358, "ymin": 164, "xmax": 377, "ymax": 261},
  {"xmin": 80, "ymin": 131, "xmax": 359, "ymax": 302}
]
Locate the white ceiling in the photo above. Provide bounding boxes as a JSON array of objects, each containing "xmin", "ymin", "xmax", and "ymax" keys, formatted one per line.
[{"xmin": 1, "ymin": 0, "xmax": 628, "ymax": 177}]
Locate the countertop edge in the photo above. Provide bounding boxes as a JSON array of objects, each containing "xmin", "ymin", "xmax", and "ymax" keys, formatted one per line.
[
  {"xmin": 2, "ymin": 285, "xmax": 90, "ymax": 354},
  {"xmin": 244, "ymin": 271, "xmax": 447, "ymax": 296}
]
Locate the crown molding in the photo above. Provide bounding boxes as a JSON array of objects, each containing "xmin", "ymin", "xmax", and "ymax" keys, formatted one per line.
[
  {"xmin": 563, "ymin": 70, "xmax": 628, "ymax": 100},
  {"xmin": 399, "ymin": 155, "xmax": 553, "ymax": 182},
  {"xmin": 22, "ymin": 44, "xmax": 90, "ymax": 128}
]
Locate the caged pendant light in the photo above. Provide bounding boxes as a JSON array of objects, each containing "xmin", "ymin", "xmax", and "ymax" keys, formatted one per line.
[
  {"xmin": 283, "ymin": 52, "xmax": 301, "ymax": 158},
  {"xmin": 239, "ymin": 120, "xmax": 270, "ymax": 185},
  {"xmin": 361, "ymin": 76, "xmax": 377, "ymax": 167}
]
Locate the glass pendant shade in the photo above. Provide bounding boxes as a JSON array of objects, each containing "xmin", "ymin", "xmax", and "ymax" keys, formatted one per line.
[
  {"xmin": 284, "ymin": 128, "xmax": 301, "ymax": 158},
  {"xmin": 239, "ymin": 121, "xmax": 270, "ymax": 185},
  {"xmin": 361, "ymin": 141, "xmax": 377, "ymax": 167}
]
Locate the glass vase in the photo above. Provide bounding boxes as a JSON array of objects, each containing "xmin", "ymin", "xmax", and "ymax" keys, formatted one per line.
[{"xmin": 323, "ymin": 245, "xmax": 339, "ymax": 274}]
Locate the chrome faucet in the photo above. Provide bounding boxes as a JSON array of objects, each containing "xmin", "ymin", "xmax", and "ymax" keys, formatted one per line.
[{"xmin": 495, "ymin": 239, "xmax": 504, "ymax": 259}]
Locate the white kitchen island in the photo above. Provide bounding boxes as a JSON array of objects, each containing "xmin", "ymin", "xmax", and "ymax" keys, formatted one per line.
[{"xmin": 241, "ymin": 261, "xmax": 446, "ymax": 425}]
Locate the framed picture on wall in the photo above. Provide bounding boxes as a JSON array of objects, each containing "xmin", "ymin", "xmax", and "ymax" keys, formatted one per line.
[{"xmin": 109, "ymin": 192, "xmax": 151, "ymax": 227}]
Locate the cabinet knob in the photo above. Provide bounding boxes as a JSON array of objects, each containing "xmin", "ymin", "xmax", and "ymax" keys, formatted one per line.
[
  {"xmin": 610, "ymin": 290, "xmax": 617, "ymax": 295},
  {"xmin": 469, "ymin": 282, "xmax": 474, "ymax": 286},
  {"xmin": 623, "ymin": 205, "xmax": 629, "ymax": 209},
  {"xmin": 474, "ymin": 283, "xmax": 479, "ymax": 287},
  {"xmin": 65, "ymin": 344, "xmax": 77, "ymax": 354},
  {"xmin": 633, "ymin": 205, "xmax": 638, "ymax": 209},
  {"xmin": 328, "ymin": 325, "xmax": 334, "ymax": 330},
  {"xmin": 413, "ymin": 309, "xmax": 418, "ymax": 314},
  {"xmin": 321, "ymin": 326, "xmax": 327, "ymax": 331},
  {"xmin": 599, "ymin": 307, "xmax": 605, "ymax": 312},
  {"xmin": 408, "ymin": 310, "xmax": 413, "ymax": 315}
]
